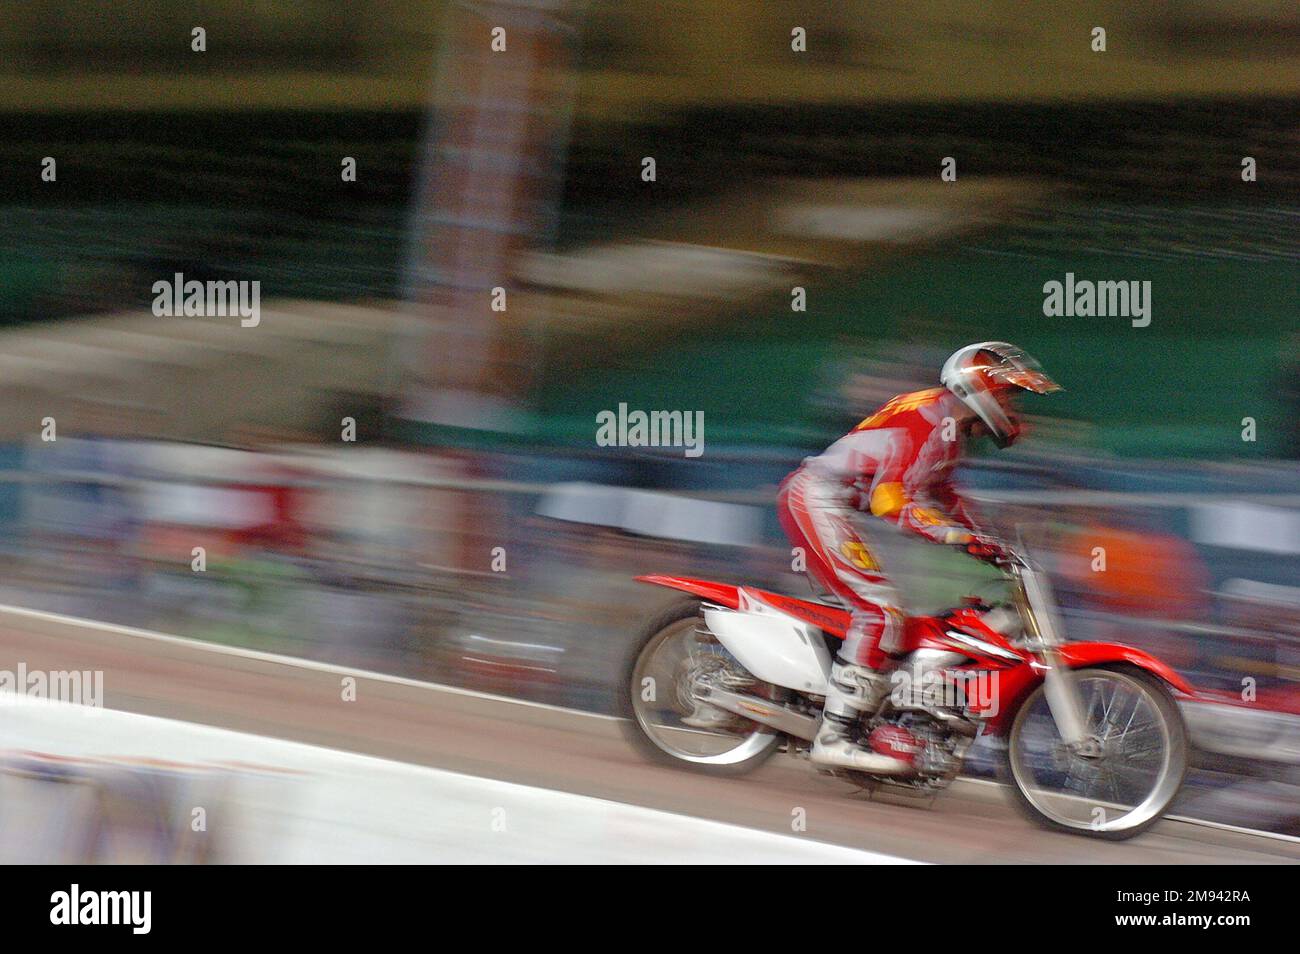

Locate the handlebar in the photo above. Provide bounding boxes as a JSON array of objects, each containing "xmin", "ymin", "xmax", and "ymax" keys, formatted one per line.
[{"xmin": 996, "ymin": 545, "xmax": 1031, "ymax": 572}]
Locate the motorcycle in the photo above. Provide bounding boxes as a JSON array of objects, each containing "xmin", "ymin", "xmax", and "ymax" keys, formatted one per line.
[{"xmin": 621, "ymin": 547, "xmax": 1192, "ymax": 840}]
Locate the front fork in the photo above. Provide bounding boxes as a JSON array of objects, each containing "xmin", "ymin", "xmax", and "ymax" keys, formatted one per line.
[
  {"xmin": 1041, "ymin": 654, "xmax": 1094, "ymax": 750},
  {"xmin": 1018, "ymin": 563, "xmax": 1093, "ymax": 750}
]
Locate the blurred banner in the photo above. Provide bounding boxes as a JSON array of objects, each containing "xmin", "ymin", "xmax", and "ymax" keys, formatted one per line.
[
  {"xmin": 3, "ymin": 1, "xmax": 1298, "ymax": 111},
  {"xmin": 400, "ymin": 0, "xmax": 583, "ymax": 429}
]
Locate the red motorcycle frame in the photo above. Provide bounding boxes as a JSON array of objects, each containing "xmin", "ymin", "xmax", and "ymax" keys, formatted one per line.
[{"xmin": 635, "ymin": 573, "xmax": 1195, "ymax": 734}]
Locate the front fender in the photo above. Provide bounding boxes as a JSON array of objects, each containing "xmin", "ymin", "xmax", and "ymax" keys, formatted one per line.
[
  {"xmin": 1058, "ymin": 641, "xmax": 1197, "ymax": 697},
  {"xmin": 983, "ymin": 640, "xmax": 1199, "ymax": 735}
]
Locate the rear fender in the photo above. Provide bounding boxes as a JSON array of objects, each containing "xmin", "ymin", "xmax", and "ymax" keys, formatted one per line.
[{"xmin": 634, "ymin": 575, "xmax": 741, "ymax": 609}]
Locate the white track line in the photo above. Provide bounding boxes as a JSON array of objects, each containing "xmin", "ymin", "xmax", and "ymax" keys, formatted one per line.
[
  {"xmin": 956, "ymin": 776, "xmax": 1300, "ymax": 845},
  {"xmin": 0, "ymin": 601, "xmax": 620, "ymax": 720},
  {"xmin": 1, "ymin": 696, "xmax": 921, "ymax": 864}
]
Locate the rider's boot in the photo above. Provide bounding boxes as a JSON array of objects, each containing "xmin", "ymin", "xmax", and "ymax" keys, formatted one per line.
[{"xmin": 810, "ymin": 657, "xmax": 911, "ymax": 773}]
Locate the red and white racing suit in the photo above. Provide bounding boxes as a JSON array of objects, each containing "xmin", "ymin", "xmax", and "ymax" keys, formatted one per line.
[{"xmin": 778, "ymin": 387, "xmax": 983, "ymax": 671}]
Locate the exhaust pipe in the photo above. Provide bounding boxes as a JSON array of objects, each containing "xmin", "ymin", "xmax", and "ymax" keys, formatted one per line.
[{"xmin": 699, "ymin": 686, "xmax": 820, "ymax": 741}]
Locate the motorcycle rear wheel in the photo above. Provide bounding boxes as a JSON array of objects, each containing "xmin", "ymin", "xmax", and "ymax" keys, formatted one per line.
[{"xmin": 620, "ymin": 599, "xmax": 782, "ymax": 776}]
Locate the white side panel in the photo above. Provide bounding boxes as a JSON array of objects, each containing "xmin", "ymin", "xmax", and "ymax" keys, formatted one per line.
[{"xmin": 703, "ymin": 608, "xmax": 830, "ymax": 694}]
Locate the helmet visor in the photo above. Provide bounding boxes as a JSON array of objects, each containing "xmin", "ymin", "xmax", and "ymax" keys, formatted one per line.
[{"xmin": 979, "ymin": 346, "xmax": 1061, "ymax": 394}]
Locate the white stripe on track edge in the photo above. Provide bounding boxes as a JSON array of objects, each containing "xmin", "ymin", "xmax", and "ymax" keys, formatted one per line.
[{"xmin": 0, "ymin": 601, "xmax": 620, "ymax": 720}]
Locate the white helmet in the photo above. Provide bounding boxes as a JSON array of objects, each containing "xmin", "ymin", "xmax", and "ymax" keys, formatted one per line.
[{"xmin": 940, "ymin": 341, "xmax": 1060, "ymax": 447}]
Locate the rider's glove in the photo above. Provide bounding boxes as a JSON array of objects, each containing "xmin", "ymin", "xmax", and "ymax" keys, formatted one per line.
[{"xmin": 963, "ymin": 535, "xmax": 1008, "ymax": 565}]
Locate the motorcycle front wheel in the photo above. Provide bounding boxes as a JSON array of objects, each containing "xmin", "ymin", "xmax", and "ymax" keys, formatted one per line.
[
  {"xmin": 1004, "ymin": 665, "xmax": 1187, "ymax": 840},
  {"xmin": 619, "ymin": 599, "xmax": 782, "ymax": 776}
]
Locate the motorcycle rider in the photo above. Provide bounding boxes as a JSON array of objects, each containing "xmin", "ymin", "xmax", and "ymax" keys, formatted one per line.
[{"xmin": 777, "ymin": 341, "xmax": 1060, "ymax": 771}]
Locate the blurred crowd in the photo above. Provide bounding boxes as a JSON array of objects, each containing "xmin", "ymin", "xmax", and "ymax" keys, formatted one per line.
[{"xmin": 1, "ymin": 428, "xmax": 1295, "ymax": 720}]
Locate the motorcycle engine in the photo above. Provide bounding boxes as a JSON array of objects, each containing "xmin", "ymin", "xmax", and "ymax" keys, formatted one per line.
[{"xmin": 868, "ymin": 713, "xmax": 970, "ymax": 782}]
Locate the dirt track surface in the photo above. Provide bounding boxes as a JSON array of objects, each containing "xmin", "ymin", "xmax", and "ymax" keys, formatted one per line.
[{"xmin": 1, "ymin": 605, "xmax": 1297, "ymax": 864}]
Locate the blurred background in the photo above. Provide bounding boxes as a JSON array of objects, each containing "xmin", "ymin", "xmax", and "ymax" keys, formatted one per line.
[{"xmin": 0, "ymin": 1, "xmax": 1298, "ymax": 849}]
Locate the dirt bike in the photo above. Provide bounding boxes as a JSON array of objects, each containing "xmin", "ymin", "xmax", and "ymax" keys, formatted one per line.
[{"xmin": 621, "ymin": 547, "xmax": 1192, "ymax": 839}]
